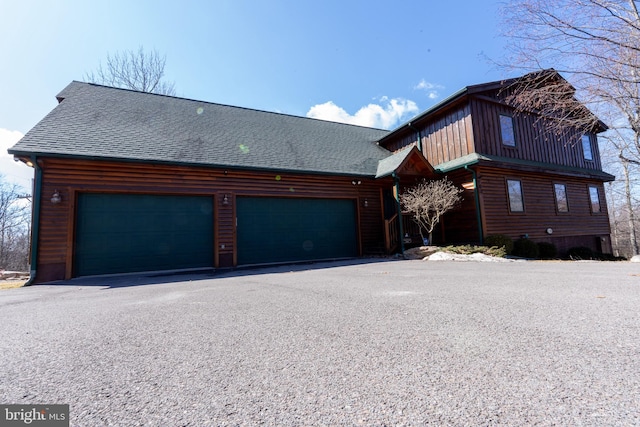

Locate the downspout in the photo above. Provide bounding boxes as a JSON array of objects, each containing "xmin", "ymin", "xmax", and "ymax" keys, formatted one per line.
[
  {"xmin": 24, "ymin": 156, "xmax": 42, "ymax": 286},
  {"xmin": 392, "ymin": 172, "xmax": 405, "ymax": 256},
  {"xmin": 464, "ymin": 164, "xmax": 484, "ymax": 245},
  {"xmin": 407, "ymin": 122, "xmax": 422, "ymax": 153}
]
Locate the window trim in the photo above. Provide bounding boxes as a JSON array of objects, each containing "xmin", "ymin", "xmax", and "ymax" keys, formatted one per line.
[
  {"xmin": 588, "ymin": 185, "xmax": 602, "ymax": 214},
  {"xmin": 553, "ymin": 183, "xmax": 569, "ymax": 213},
  {"xmin": 499, "ymin": 114, "xmax": 517, "ymax": 148},
  {"xmin": 506, "ymin": 178, "xmax": 525, "ymax": 213},
  {"xmin": 582, "ymin": 134, "xmax": 594, "ymax": 161}
]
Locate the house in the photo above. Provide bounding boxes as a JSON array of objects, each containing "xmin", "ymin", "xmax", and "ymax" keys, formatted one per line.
[
  {"xmin": 379, "ymin": 72, "xmax": 614, "ymax": 252},
  {"xmin": 9, "ymin": 72, "xmax": 614, "ymax": 283}
]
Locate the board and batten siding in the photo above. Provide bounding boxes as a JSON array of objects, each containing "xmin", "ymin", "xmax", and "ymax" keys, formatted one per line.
[
  {"xmin": 34, "ymin": 158, "xmax": 389, "ymax": 282},
  {"xmin": 383, "ymin": 104, "xmax": 475, "ymax": 168},
  {"xmin": 476, "ymin": 166, "xmax": 611, "ymax": 253},
  {"xmin": 469, "ymin": 96, "xmax": 603, "ymax": 171}
]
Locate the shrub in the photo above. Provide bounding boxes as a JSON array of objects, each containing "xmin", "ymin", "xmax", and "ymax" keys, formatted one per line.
[
  {"xmin": 484, "ymin": 234, "xmax": 514, "ymax": 255},
  {"xmin": 566, "ymin": 246, "xmax": 594, "ymax": 260},
  {"xmin": 537, "ymin": 242, "xmax": 558, "ymax": 260},
  {"xmin": 512, "ymin": 238, "xmax": 539, "ymax": 259},
  {"xmin": 598, "ymin": 253, "xmax": 627, "ymax": 261}
]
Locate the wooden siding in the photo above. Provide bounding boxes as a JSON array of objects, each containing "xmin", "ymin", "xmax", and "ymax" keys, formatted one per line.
[
  {"xmin": 469, "ymin": 95, "xmax": 603, "ymax": 170},
  {"xmin": 384, "ymin": 132, "xmax": 418, "ymax": 154},
  {"xmin": 398, "ymin": 168, "xmax": 480, "ymax": 246},
  {"xmin": 383, "ymin": 91, "xmax": 604, "ymax": 173},
  {"xmin": 421, "ymin": 104, "xmax": 474, "ymax": 167},
  {"xmin": 34, "ymin": 158, "xmax": 392, "ymax": 282},
  {"xmin": 435, "ymin": 168, "xmax": 480, "ymax": 245},
  {"xmin": 384, "ymin": 104, "xmax": 475, "ymax": 168},
  {"xmin": 476, "ymin": 165, "xmax": 611, "ymax": 253},
  {"xmin": 385, "ymin": 104, "xmax": 475, "ymax": 166}
]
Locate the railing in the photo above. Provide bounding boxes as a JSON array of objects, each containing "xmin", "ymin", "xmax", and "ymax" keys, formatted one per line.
[
  {"xmin": 384, "ymin": 213, "xmax": 399, "ymax": 253},
  {"xmin": 402, "ymin": 215, "xmax": 421, "ymax": 239},
  {"xmin": 385, "ymin": 214, "xmax": 424, "ymax": 253}
]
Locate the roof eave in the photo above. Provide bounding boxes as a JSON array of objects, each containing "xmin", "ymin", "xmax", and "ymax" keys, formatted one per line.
[
  {"xmin": 434, "ymin": 153, "xmax": 615, "ymax": 181},
  {"xmin": 378, "ymin": 87, "xmax": 470, "ymax": 145},
  {"xmin": 7, "ymin": 151, "xmax": 381, "ymax": 179}
]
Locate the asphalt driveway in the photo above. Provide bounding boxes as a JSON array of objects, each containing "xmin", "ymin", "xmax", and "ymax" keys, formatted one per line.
[{"xmin": 1, "ymin": 259, "xmax": 639, "ymax": 426}]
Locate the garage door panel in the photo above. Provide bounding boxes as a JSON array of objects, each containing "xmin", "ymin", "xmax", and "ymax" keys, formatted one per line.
[
  {"xmin": 74, "ymin": 194, "xmax": 213, "ymax": 276},
  {"xmin": 237, "ymin": 197, "xmax": 357, "ymax": 265}
]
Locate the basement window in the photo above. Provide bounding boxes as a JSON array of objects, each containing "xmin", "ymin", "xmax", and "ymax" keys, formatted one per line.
[
  {"xmin": 500, "ymin": 114, "xmax": 516, "ymax": 147},
  {"xmin": 507, "ymin": 179, "xmax": 524, "ymax": 212}
]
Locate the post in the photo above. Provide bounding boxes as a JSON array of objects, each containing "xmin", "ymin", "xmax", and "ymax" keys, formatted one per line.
[{"xmin": 393, "ymin": 173, "xmax": 405, "ymax": 256}]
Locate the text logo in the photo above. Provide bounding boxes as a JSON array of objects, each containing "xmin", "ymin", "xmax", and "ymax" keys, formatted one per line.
[{"xmin": 0, "ymin": 405, "xmax": 69, "ymax": 427}]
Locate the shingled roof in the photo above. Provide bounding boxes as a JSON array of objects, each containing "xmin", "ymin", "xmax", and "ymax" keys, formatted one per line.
[{"xmin": 9, "ymin": 81, "xmax": 392, "ymax": 176}]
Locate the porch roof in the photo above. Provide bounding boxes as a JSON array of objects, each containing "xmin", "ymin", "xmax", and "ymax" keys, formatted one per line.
[
  {"xmin": 375, "ymin": 146, "xmax": 437, "ymax": 179},
  {"xmin": 435, "ymin": 152, "xmax": 615, "ymax": 181}
]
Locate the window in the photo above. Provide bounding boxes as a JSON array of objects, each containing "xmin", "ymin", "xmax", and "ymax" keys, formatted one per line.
[
  {"xmin": 589, "ymin": 186, "xmax": 601, "ymax": 213},
  {"xmin": 582, "ymin": 135, "xmax": 593, "ymax": 161},
  {"xmin": 500, "ymin": 115, "xmax": 516, "ymax": 147},
  {"xmin": 507, "ymin": 179, "xmax": 524, "ymax": 212},
  {"xmin": 554, "ymin": 183, "xmax": 569, "ymax": 212}
]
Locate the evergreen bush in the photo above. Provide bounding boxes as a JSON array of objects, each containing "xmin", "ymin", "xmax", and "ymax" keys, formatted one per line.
[
  {"xmin": 484, "ymin": 234, "xmax": 514, "ymax": 255},
  {"xmin": 566, "ymin": 246, "xmax": 594, "ymax": 260},
  {"xmin": 513, "ymin": 238, "xmax": 539, "ymax": 259},
  {"xmin": 537, "ymin": 242, "xmax": 558, "ymax": 259}
]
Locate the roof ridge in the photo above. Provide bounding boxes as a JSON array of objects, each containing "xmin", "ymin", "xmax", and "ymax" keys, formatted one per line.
[{"xmin": 73, "ymin": 80, "xmax": 390, "ymax": 132}]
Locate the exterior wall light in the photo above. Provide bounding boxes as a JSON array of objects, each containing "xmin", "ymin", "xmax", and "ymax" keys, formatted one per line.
[
  {"xmin": 222, "ymin": 194, "xmax": 230, "ymax": 205},
  {"xmin": 51, "ymin": 190, "xmax": 62, "ymax": 204},
  {"xmin": 364, "ymin": 199, "xmax": 369, "ymax": 207},
  {"xmin": 351, "ymin": 180, "xmax": 362, "ymax": 185},
  {"xmin": 461, "ymin": 181, "xmax": 475, "ymax": 190}
]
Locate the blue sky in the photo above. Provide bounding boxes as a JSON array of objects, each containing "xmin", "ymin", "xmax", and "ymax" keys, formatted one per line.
[{"xmin": 0, "ymin": 0, "xmax": 508, "ymax": 190}]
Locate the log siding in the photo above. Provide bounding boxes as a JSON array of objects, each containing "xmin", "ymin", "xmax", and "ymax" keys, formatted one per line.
[
  {"xmin": 35, "ymin": 158, "xmax": 391, "ymax": 282},
  {"xmin": 476, "ymin": 166, "xmax": 611, "ymax": 254}
]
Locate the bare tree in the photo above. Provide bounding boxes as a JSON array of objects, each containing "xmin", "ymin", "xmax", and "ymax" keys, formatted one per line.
[
  {"xmin": 86, "ymin": 46, "xmax": 176, "ymax": 95},
  {"xmin": 400, "ymin": 178, "xmax": 463, "ymax": 244},
  {"xmin": 601, "ymin": 129, "xmax": 640, "ymax": 256},
  {"xmin": 0, "ymin": 177, "xmax": 30, "ymax": 271},
  {"xmin": 500, "ymin": 0, "xmax": 640, "ymax": 254}
]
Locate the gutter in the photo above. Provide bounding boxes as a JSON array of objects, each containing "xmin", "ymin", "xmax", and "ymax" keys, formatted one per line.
[
  {"xmin": 407, "ymin": 122, "xmax": 422, "ymax": 153},
  {"xmin": 6, "ymin": 150, "xmax": 384, "ymax": 180},
  {"xmin": 464, "ymin": 164, "xmax": 484, "ymax": 245},
  {"xmin": 24, "ymin": 156, "xmax": 42, "ymax": 286}
]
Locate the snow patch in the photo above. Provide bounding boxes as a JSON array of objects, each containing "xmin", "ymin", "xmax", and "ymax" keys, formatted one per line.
[{"xmin": 426, "ymin": 252, "xmax": 513, "ymax": 262}]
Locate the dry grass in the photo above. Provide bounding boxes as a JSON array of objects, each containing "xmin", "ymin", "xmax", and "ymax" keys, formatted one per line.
[
  {"xmin": 0, "ymin": 280, "xmax": 27, "ymax": 290},
  {"xmin": 404, "ymin": 246, "xmax": 440, "ymax": 259}
]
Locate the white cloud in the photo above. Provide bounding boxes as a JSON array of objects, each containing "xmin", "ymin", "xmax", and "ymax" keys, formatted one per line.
[
  {"xmin": 0, "ymin": 128, "xmax": 33, "ymax": 192},
  {"xmin": 415, "ymin": 79, "xmax": 445, "ymax": 99},
  {"xmin": 306, "ymin": 97, "xmax": 419, "ymax": 130}
]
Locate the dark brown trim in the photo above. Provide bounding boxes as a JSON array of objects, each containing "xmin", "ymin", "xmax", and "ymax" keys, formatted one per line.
[
  {"xmin": 65, "ymin": 188, "xmax": 76, "ymax": 280},
  {"xmin": 587, "ymin": 184, "xmax": 603, "ymax": 215},
  {"xmin": 505, "ymin": 177, "xmax": 526, "ymax": 214},
  {"xmin": 552, "ymin": 182, "xmax": 570, "ymax": 214}
]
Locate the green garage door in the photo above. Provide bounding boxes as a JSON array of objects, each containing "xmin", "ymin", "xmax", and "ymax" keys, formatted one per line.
[
  {"xmin": 237, "ymin": 197, "xmax": 358, "ymax": 265},
  {"xmin": 74, "ymin": 193, "xmax": 213, "ymax": 276}
]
